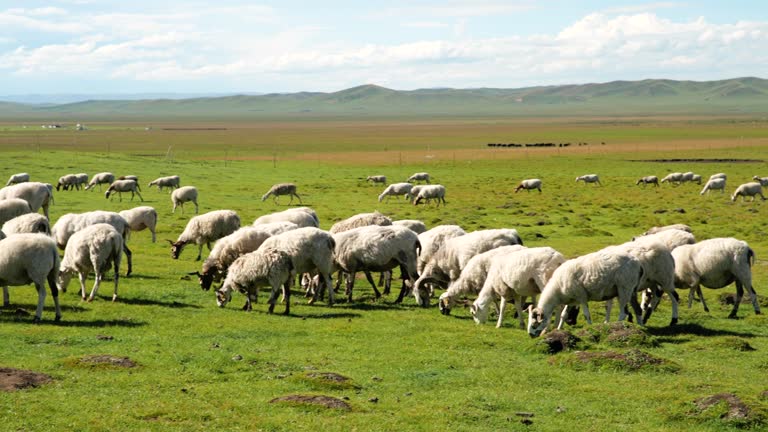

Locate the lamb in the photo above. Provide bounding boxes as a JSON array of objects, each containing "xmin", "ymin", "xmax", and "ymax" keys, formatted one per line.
[
  {"xmin": 0, "ymin": 182, "xmax": 53, "ymax": 219},
  {"xmin": 56, "ymin": 174, "xmax": 78, "ymax": 191},
  {"xmin": 0, "ymin": 198, "xmax": 32, "ymax": 226},
  {"xmin": 148, "ymin": 175, "xmax": 181, "ymax": 191},
  {"xmin": 413, "ymin": 228, "xmax": 523, "ymax": 306},
  {"xmin": 671, "ymin": 238, "xmax": 760, "ymax": 318},
  {"xmin": 57, "ymin": 223, "xmax": 123, "ymax": 302},
  {"xmin": 168, "ymin": 210, "xmax": 240, "ymax": 261},
  {"xmin": 514, "ymin": 178, "xmax": 542, "ymax": 193},
  {"xmin": 367, "ymin": 175, "xmax": 387, "ymax": 185},
  {"xmin": 471, "ymin": 247, "xmax": 566, "ymax": 328},
  {"xmin": 6, "ymin": 173, "xmax": 29, "ymax": 186},
  {"xmin": 193, "ymin": 226, "xmax": 275, "ymax": 291},
  {"xmin": 254, "ymin": 207, "xmax": 319, "ymax": 228},
  {"xmin": 1, "ymin": 213, "xmax": 50, "ymax": 235},
  {"xmin": 700, "ymin": 178, "xmax": 726, "ymax": 195},
  {"xmin": 119, "ymin": 206, "xmax": 158, "ymax": 243},
  {"xmin": 636, "ymin": 176, "xmax": 658, "ymax": 187},
  {"xmin": 393, "ymin": 219, "xmax": 427, "ymax": 234},
  {"xmin": 731, "ymin": 182, "xmax": 765, "ymax": 202},
  {"xmin": 105, "ymin": 179, "xmax": 144, "ymax": 202},
  {"xmin": 85, "ymin": 172, "xmax": 115, "ymax": 191},
  {"xmin": 51, "ymin": 210, "xmax": 133, "ymax": 276},
  {"xmin": 527, "ymin": 249, "xmax": 645, "ymax": 337},
  {"xmin": 329, "ymin": 211, "xmax": 392, "ymax": 234},
  {"xmin": 0, "ymin": 233, "xmax": 62, "ymax": 321},
  {"xmin": 171, "ymin": 186, "xmax": 199, "ymax": 214},
  {"xmin": 413, "ymin": 184, "xmax": 446, "ymax": 206},
  {"xmin": 261, "ymin": 183, "xmax": 301, "ymax": 204},
  {"xmin": 215, "ymin": 247, "xmax": 294, "ymax": 314},
  {"xmin": 660, "ymin": 172, "xmax": 684, "ymax": 185},
  {"xmin": 752, "ymin": 176, "xmax": 768, "ymax": 187},
  {"xmin": 407, "ymin": 172, "xmax": 431, "ymax": 184},
  {"xmin": 378, "ymin": 182, "xmax": 413, "ymax": 202},
  {"xmin": 575, "ymin": 174, "xmax": 602, "ymax": 185}
]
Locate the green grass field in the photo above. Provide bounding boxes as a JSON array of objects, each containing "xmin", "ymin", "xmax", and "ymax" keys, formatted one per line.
[{"xmin": 1, "ymin": 116, "xmax": 768, "ymax": 431}]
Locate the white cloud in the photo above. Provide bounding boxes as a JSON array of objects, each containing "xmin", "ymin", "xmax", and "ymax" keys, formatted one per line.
[{"xmin": 402, "ymin": 21, "xmax": 449, "ymax": 29}]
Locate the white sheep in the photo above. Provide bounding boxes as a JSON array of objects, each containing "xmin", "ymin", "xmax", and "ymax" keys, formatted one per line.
[
  {"xmin": 0, "ymin": 233, "xmax": 62, "ymax": 321},
  {"xmin": 253, "ymin": 207, "xmax": 319, "ymax": 228},
  {"xmin": 367, "ymin": 175, "xmax": 387, "ymax": 185},
  {"xmin": 660, "ymin": 172, "xmax": 684, "ymax": 185},
  {"xmin": 215, "ymin": 247, "xmax": 294, "ymax": 314},
  {"xmin": 527, "ymin": 249, "xmax": 645, "ymax": 337},
  {"xmin": 671, "ymin": 238, "xmax": 760, "ymax": 318},
  {"xmin": 168, "ymin": 210, "xmax": 240, "ymax": 261},
  {"xmin": 0, "ymin": 182, "xmax": 54, "ymax": 219},
  {"xmin": 6, "ymin": 173, "xmax": 29, "ymax": 186},
  {"xmin": 250, "ymin": 221, "xmax": 299, "ymax": 235},
  {"xmin": 413, "ymin": 184, "xmax": 446, "ymax": 206},
  {"xmin": 1, "ymin": 213, "xmax": 50, "ymax": 235},
  {"xmin": 393, "ymin": 219, "xmax": 427, "ymax": 234},
  {"xmin": 731, "ymin": 182, "xmax": 765, "ymax": 202},
  {"xmin": 57, "ymin": 223, "xmax": 123, "ymax": 302},
  {"xmin": 700, "ymin": 178, "xmax": 726, "ymax": 195},
  {"xmin": 752, "ymin": 176, "xmax": 768, "ymax": 187},
  {"xmin": 56, "ymin": 174, "xmax": 78, "ymax": 191},
  {"xmin": 471, "ymin": 247, "xmax": 566, "ymax": 328},
  {"xmin": 636, "ymin": 176, "xmax": 658, "ymax": 187},
  {"xmin": 105, "ymin": 179, "xmax": 143, "ymax": 202},
  {"xmin": 85, "ymin": 172, "xmax": 115, "ymax": 191},
  {"xmin": 74, "ymin": 173, "xmax": 89, "ymax": 190},
  {"xmin": 640, "ymin": 224, "xmax": 693, "ymax": 236},
  {"xmin": 407, "ymin": 185, "xmax": 425, "ymax": 203},
  {"xmin": 690, "ymin": 174, "xmax": 702, "ymax": 185},
  {"xmin": 261, "ymin": 183, "xmax": 301, "ymax": 204},
  {"xmin": 119, "ymin": 206, "xmax": 158, "ymax": 243},
  {"xmin": 575, "ymin": 174, "xmax": 601, "ymax": 185},
  {"xmin": 514, "ymin": 178, "xmax": 542, "ymax": 193},
  {"xmin": 171, "ymin": 186, "xmax": 199, "ymax": 214},
  {"xmin": 148, "ymin": 175, "xmax": 181, "ymax": 191},
  {"xmin": 681, "ymin": 172, "xmax": 695, "ymax": 183},
  {"xmin": 407, "ymin": 172, "xmax": 431, "ymax": 184},
  {"xmin": 378, "ymin": 182, "xmax": 413, "ymax": 202},
  {"xmin": 193, "ymin": 227, "xmax": 273, "ymax": 290},
  {"xmin": 329, "ymin": 211, "xmax": 392, "ymax": 234},
  {"xmin": 417, "ymin": 225, "xmax": 466, "ymax": 275},
  {"xmin": 0, "ymin": 198, "xmax": 32, "ymax": 226},
  {"xmin": 710, "ymin": 173, "xmax": 727, "ymax": 181}
]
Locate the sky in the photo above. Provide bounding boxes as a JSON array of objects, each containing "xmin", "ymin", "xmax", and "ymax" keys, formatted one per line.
[{"xmin": 1, "ymin": 1, "xmax": 767, "ymax": 95}]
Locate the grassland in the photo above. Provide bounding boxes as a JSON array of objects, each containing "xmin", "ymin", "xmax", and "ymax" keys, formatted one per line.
[{"xmin": 1, "ymin": 115, "xmax": 768, "ymax": 431}]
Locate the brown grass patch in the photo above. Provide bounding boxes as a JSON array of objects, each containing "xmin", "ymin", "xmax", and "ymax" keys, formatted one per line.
[{"xmin": 270, "ymin": 394, "xmax": 351, "ymax": 410}]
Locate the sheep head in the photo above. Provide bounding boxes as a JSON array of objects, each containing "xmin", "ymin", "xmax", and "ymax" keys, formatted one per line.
[
  {"xmin": 527, "ymin": 305, "xmax": 549, "ymax": 338},
  {"xmin": 167, "ymin": 239, "xmax": 186, "ymax": 259}
]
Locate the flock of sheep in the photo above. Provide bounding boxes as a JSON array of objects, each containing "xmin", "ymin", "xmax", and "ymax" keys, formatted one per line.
[
  {"xmin": 368, "ymin": 172, "xmax": 447, "ymax": 206},
  {"xmin": 0, "ymin": 170, "xmax": 762, "ymax": 339}
]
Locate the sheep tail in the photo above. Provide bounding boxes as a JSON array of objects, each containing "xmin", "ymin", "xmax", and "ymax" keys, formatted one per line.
[
  {"xmin": 748, "ymin": 247, "xmax": 755, "ymax": 267},
  {"xmin": 415, "ymin": 239, "xmax": 422, "ymax": 257}
]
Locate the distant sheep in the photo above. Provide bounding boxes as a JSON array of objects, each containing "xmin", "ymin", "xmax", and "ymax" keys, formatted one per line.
[
  {"xmin": 215, "ymin": 247, "xmax": 294, "ymax": 314},
  {"xmin": 58, "ymin": 223, "xmax": 123, "ymax": 302},
  {"xmin": 105, "ymin": 179, "xmax": 143, "ymax": 202},
  {"xmin": 148, "ymin": 175, "xmax": 181, "ymax": 192},
  {"xmin": 690, "ymin": 174, "xmax": 702, "ymax": 185},
  {"xmin": 378, "ymin": 182, "xmax": 413, "ymax": 203},
  {"xmin": 6, "ymin": 173, "xmax": 29, "ymax": 186},
  {"xmin": 74, "ymin": 173, "xmax": 89, "ymax": 189},
  {"xmin": 261, "ymin": 183, "xmax": 301, "ymax": 205},
  {"xmin": 700, "ymin": 178, "xmax": 726, "ymax": 195},
  {"xmin": 660, "ymin": 172, "xmax": 684, "ymax": 185},
  {"xmin": 171, "ymin": 186, "xmax": 199, "ymax": 214},
  {"xmin": 0, "ymin": 234, "xmax": 62, "ymax": 321},
  {"xmin": 253, "ymin": 207, "xmax": 319, "ymax": 228},
  {"xmin": 0, "ymin": 198, "xmax": 32, "ymax": 227},
  {"xmin": 56, "ymin": 174, "xmax": 78, "ymax": 191},
  {"xmin": 752, "ymin": 176, "xmax": 768, "ymax": 187},
  {"xmin": 636, "ymin": 176, "xmax": 658, "ymax": 187},
  {"xmin": 0, "ymin": 182, "xmax": 53, "ymax": 219},
  {"xmin": 514, "ymin": 178, "xmax": 542, "ymax": 193},
  {"xmin": 731, "ymin": 182, "xmax": 765, "ymax": 202},
  {"xmin": 413, "ymin": 185, "xmax": 446, "ymax": 206},
  {"xmin": 710, "ymin": 173, "xmax": 727, "ymax": 181},
  {"xmin": 407, "ymin": 172, "xmax": 431, "ymax": 184},
  {"xmin": 1, "ymin": 213, "xmax": 50, "ymax": 235},
  {"xmin": 575, "ymin": 174, "xmax": 601, "ymax": 186},
  {"xmin": 119, "ymin": 206, "xmax": 158, "ymax": 243},
  {"xmin": 367, "ymin": 175, "xmax": 387, "ymax": 185},
  {"xmin": 168, "ymin": 210, "xmax": 240, "ymax": 261},
  {"xmin": 85, "ymin": 172, "xmax": 115, "ymax": 191}
]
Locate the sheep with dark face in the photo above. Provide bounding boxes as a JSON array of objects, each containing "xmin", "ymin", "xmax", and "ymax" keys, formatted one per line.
[
  {"xmin": 413, "ymin": 185, "xmax": 446, "ymax": 207},
  {"xmin": 261, "ymin": 183, "xmax": 301, "ymax": 205},
  {"xmin": 514, "ymin": 179, "xmax": 542, "ymax": 193},
  {"xmin": 168, "ymin": 210, "xmax": 240, "ymax": 261},
  {"xmin": 636, "ymin": 176, "xmax": 658, "ymax": 187},
  {"xmin": 195, "ymin": 226, "xmax": 276, "ymax": 291}
]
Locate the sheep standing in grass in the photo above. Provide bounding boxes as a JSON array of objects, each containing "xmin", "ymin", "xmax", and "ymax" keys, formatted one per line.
[
  {"xmin": 393, "ymin": 219, "xmax": 427, "ymax": 234},
  {"xmin": 168, "ymin": 210, "xmax": 240, "ymax": 261},
  {"xmin": 148, "ymin": 175, "xmax": 181, "ymax": 192},
  {"xmin": 731, "ymin": 182, "xmax": 765, "ymax": 202},
  {"xmin": 527, "ymin": 250, "xmax": 645, "ymax": 337},
  {"xmin": 215, "ymin": 248, "xmax": 294, "ymax": 314},
  {"xmin": 660, "ymin": 172, "xmax": 684, "ymax": 185},
  {"xmin": 710, "ymin": 173, "xmax": 727, "ymax": 180},
  {"xmin": 74, "ymin": 173, "xmax": 89, "ymax": 190},
  {"xmin": 261, "ymin": 183, "xmax": 301, "ymax": 205},
  {"xmin": 700, "ymin": 178, "xmax": 726, "ymax": 195},
  {"xmin": 378, "ymin": 182, "xmax": 413, "ymax": 202},
  {"xmin": 194, "ymin": 226, "xmax": 276, "ymax": 291},
  {"xmin": 690, "ymin": 174, "xmax": 702, "ymax": 185},
  {"xmin": 6, "ymin": 173, "xmax": 29, "ymax": 186},
  {"xmin": 58, "ymin": 223, "xmax": 123, "ymax": 302},
  {"xmin": 0, "ymin": 182, "xmax": 53, "ymax": 219},
  {"xmin": 471, "ymin": 247, "xmax": 566, "ymax": 328},
  {"xmin": 0, "ymin": 198, "xmax": 32, "ymax": 226},
  {"xmin": 105, "ymin": 179, "xmax": 143, "ymax": 202},
  {"xmin": 407, "ymin": 185, "xmax": 425, "ymax": 203},
  {"xmin": 85, "ymin": 172, "xmax": 115, "ymax": 191},
  {"xmin": 514, "ymin": 178, "xmax": 542, "ymax": 193},
  {"xmin": 367, "ymin": 175, "xmax": 387, "ymax": 185},
  {"xmin": 0, "ymin": 234, "xmax": 61, "ymax": 322},
  {"xmin": 119, "ymin": 206, "xmax": 158, "ymax": 243},
  {"xmin": 254, "ymin": 207, "xmax": 318, "ymax": 227},
  {"xmin": 752, "ymin": 176, "xmax": 768, "ymax": 187},
  {"xmin": 52, "ymin": 211, "xmax": 133, "ymax": 276},
  {"xmin": 56, "ymin": 174, "xmax": 78, "ymax": 191},
  {"xmin": 172, "ymin": 186, "xmax": 199, "ymax": 214},
  {"xmin": 407, "ymin": 172, "xmax": 431, "ymax": 184},
  {"xmin": 329, "ymin": 211, "xmax": 392, "ymax": 234},
  {"xmin": 413, "ymin": 185, "xmax": 446, "ymax": 206},
  {"xmin": 636, "ymin": 176, "xmax": 658, "ymax": 187},
  {"xmin": 417, "ymin": 225, "xmax": 466, "ymax": 275},
  {"xmin": 2, "ymin": 213, "xmax": 50, "ymax": 235},
  {"xmin": 576, "ymin": 174, "xmax": 601, "ymax": 185}
]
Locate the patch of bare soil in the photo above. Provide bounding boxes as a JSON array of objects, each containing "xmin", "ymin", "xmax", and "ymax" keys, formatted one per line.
[
  {"xmin": 0, "ymin": 367, "xmax": 52, "ymax": 392},
  {"xmin": 307, "ymin": 372, "xmax": 350, "ymax": 383},
  {"xmin": 78, "ymin": 355, "xmax": 137, "ymax": 368},
  {"xmin": 270, "ymin": 394, "xmax": 351, "ymax": 410},
  {"xmin": 539, "ymin": 330, "xmax": 581, "ymax": 354},
  {"xmin": 694, "ymin": 393, "xmax": 750, "ymax": 421}
]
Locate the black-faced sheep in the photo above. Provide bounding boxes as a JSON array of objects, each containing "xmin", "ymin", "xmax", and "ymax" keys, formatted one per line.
[
  {"xmin": 413, "ymin": 185, "xmax": 446, "ymax": 206},
  {"xmin": 636, "ymin": 176, "xmax": 658, "ymax": 187},
  {"xmin": 194, "ymin": 226, "xmax": 276, "ymax": 291},
  {"xmin": 168, "ymin": 210, "xmax": 241, "ymax": 261},
  {"xmin": 57, "ymin": 223, "xmax": 123, "ymax": 302}
]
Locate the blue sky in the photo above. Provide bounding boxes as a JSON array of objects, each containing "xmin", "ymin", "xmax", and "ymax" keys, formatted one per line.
[{"xmin": 1, "ymin": 1, "xmax": 766, "ymax": 95}]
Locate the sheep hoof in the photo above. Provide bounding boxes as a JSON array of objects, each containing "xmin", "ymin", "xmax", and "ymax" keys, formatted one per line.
[
  {"xmin": 670, "ymin": 317, "xmax": 678, "ymax": 326},
  {"xmin": 728, "ymin": 312, "xmax": 738, "ymax": 319},
  {"xmin": 33, "ymin": 317, "xmax": 41, "ymax": 324},
  {"xmin": 55, "ymin": 315, "xmax": 61, "ymax": 322}
]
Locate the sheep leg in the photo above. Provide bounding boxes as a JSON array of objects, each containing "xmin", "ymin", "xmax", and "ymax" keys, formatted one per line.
[
  {"xmin": 78, "ymin": 273, "xmax": 88, "ymax": 300},
  {"xmin": 196, "ymin": 244, "xmax": 203, "ymax": 261},
  {"xmin": 729, "ymin": 281, "xmax": 745, "ymax": 319},
  {"xmin": 694, "ymin": 285, "xmax": 709, "ymax": 312},
  {"xmin": 46, "ymin": 268, "xmax": 61, "ymax": 322},
  {"xmin": 88, "ymin": 273, "xmax": 103, "ymax": 302},
  {"xmin": 33, "ymin": 282, "xmax": 47, "ymax": 323},
  {"xmin": 346, "ymin": 272, "xmax": 356, "ymax": 303},
  {"xmin": 628, "ymin": 295, "xmax": 644, "ymax": 326},
  {"xmin": 580, "ymin": 302, "xmax": 593, "ymax": 325},
  {"xmin": 136, "ymin": 189, "xmax": 144, "ymax": 202},
  {"xmin": 496, "ymin": 297, "xmax": 508, "ymax": 328},
  {"xmin": 604, "ymin": 299, "xmax": 613, "ymax": 323},
  {"xmin": 555, "ymin": 305, "xmax": 569, "ymax": 329},
  {"xmin": 2, "ymin": 286, "xmax": 8, "ymax": 307},
  {"xmin": 123, "ymin": 244, "xmax": 133, "ymax": 277},
  {"xmin": 294, "ymin": 193, "xmax": 302, "ymax": 204},
  {"xmin": 363, "ymin": 271, "xmax": 382, "ymax": 299},
  {"xmin": 282, "ymin": 279, "xmax": 291, "ymax": 315},
  {"xmin": 112, "ymin": 255, "xmax": 120, "ymax": 302},
  {"xmin": 513, "ymin": 296, "xmax": 528, "ymax": 328}
]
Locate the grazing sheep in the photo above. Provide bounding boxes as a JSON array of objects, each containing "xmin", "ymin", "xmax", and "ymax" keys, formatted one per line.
[
  {"xmin": 367, "ymin": 175, "xmax": 387, "ymax": 185},
  {"xmin": 660, "ymin": 172, "xmax": 684, "ymax": 185},
  {"xmin": 194, "ymin": 226, "xmax": 275, "ymax": 291},
  {"xmin": 119, "ymin": 175, "xmax": 139, "ymax": 182},
  {"xmin": 261, "ymin": 183, "xmax": 301, "ymax": 204},
  {"xmin": 471, "ymin": 247, "xmax": 566, "ymax": 328},
  {"xmin": 731, "ymin": 182, "xmax": 765, "ymax": 202},
  {"xmin": 0, "ymin": 182, "xmax": 53, "ymax": 219},
  {"xmin": 378, "ymin": 182, "xmax": 413, "ymax": 203},
  {"xmin": 407, "ymin": 185, "xmax": 425, "ymax": 203},
  {"xmin": 700, "ymin": 178, "xmax": 726, "ymax": 195},
  {"xmin": 671, "ymin": 238, "xmax": 760, "ymax": 318},
  {"xmin": 215, "ymin": 247, "xmax": 294, "ymax": 314},
  {"xmin": 636, "ymin": 176, "xmax": 659, "ymax": 187},
  {"xmin": 74, "ymin": 173, "xmax": 88, "ymax": 190},
  {"xmin": 329, "ymin": 211, "xmax": 392, "ymax": 234},
  {"xmin": 0, "ymin": 198, "xmax": 32, "ymax": 226},
  {"xmin": 56, "ymin": 174, "xmax": 78, "ymax": 191},
  {"xmin": 6, "ymin": 173, "xmax": 29, "ymax": 186},
  {"xmin": 710, "ymin": 173, "xmax": 727, "ymax": 181},
  {"xmin": 417, "ymin": 225, "xmax": 466, "ymax": 275},
  {"xmin": 407, "ymin": 172, "xmax": 431, "ymax": 184},
  {"xmin": 393, "ymin": 219, "xmax": 427, "ymax": 234},
  {"xmin": 51, "ymin": 210, "xmax": 133, "ymax": 276},
  {"xmin": 640, "ymin": 224, "xmax": 692, "ymax": 236},
  {"xmin": 690, "ymin": 174, "xmax": 702, "ymax": 185},
  {"xmin": 105, "ymin": 179, "xmax": 143, "ymax": 202},
  {"xmin": 119, "ymin": 206, "xmax": 158, "ymax": 243},
  {"xmin": 752, "ymin": 176, "xmax": 768, "ymax": 187},
  {"xmin": 681, "ymin": 172, "xmax": 696, "ymax": 183},
  {"xmin": 85, "ymin": 172, "xmax": 115, "ymax": 191},
  {"xmin": 413, "ymin": 228, "xmax": 523, "ymax": 306},
  {"xmin": 527, "ymin": 250, "xmax": 645, "ymax": 337},
  {"xmin": 575, "ymin": 174, "xmax": 602, "ymax": 186},
  {"xmin": 0, "ymin": 234, "xmax": 62, "ymax": 321},
  {"xmin": 148, "ymin": 175, "xmax": 181, "ymax": 192},
  {"xmin": 1, "ymin": 213, "xmax": 50, "ymax": 235},
  {"xmin": 57, "ymin": 223, "xmax": 123, "ymax": 302},
  {"xmin": 413, "ymin": 184, "xmax": 446, "ymax": 206},
  {"xmin": 514, "ymin": 178, "xmax": 542, "ymax": 193},
  {"xmin": 634, "ymin": 228, "xmax": 696, "ymax": 252},
  {"xmin": 171, "ymin": 186, "xmax": 199, "ymax": 214},
  {"xmin": 253, "ymin": 207, "xmax": 319, "ymax": 228},
  {"xmin": 168, "ymin": 210, "xmax": 240, "ymax": 261}
]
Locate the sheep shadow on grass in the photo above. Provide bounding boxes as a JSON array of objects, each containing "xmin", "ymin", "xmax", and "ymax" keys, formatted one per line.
[
  {"xmin": 645, "ymin": 323, "xmax": 759, "ymax": 344},
  {"xmin": 113, "ymin": 297, "xmax": 203, "ymax": 309}
]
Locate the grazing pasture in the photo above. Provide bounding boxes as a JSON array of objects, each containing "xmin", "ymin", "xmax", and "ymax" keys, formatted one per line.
[{"xmin": 1, "ymin": 116, "xmax": 768, "ymax": 431}]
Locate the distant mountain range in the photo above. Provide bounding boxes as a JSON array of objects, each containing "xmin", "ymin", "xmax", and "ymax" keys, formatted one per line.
[{"xmin": 2, "ymin": 77, "xmax": 766, "ymax": 119}]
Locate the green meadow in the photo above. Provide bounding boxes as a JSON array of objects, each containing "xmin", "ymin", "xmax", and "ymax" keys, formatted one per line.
[{"xmin": 1, "ymin": 115, "xmax": 768, "ymax": 431}]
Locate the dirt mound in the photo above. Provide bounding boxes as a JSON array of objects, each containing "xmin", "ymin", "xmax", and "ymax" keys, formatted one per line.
[
  {"xmin": 270, "ymin": 394, "xmax": 351, "ymax": 410},
  {"xmin": 533, "ymin": 330, "xmax": 582, "ymax": 354},
  {"xmin": 0, "ymin": 367, "xmax": 52, "ymax": 392},
  {"xmin": 553, "ymin": 349, "xmax": 680, "ymax": 373},
  {"xmin": 694, "ymin": 393, "xmax": 750, "ymax": 421},
  {"xmin": 77, "ymin": 355, "xmax": 137, "ymax": 368},
  {"xmin": 301, "ymin": 372, "xmax": 360, "ymax": 390},
  {"xmin": 578, "ymin": 321, "xmax": 657, "ymax": 348}
]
